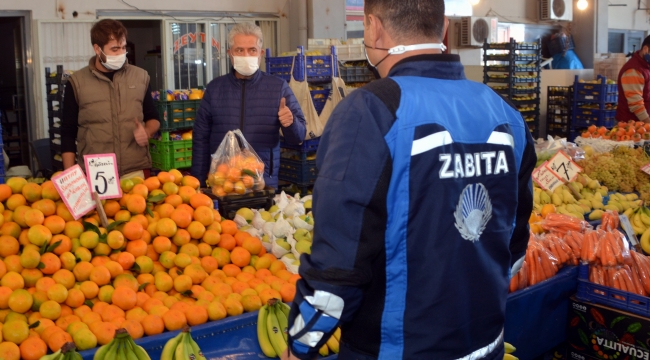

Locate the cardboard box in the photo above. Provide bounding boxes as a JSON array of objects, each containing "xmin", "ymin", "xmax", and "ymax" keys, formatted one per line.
[
  {"xmin": 567, "ymin": 296, "xmax": 650, "ymax": 360},
  {"xmin": 593, "ymin": 53, "xmax": 628, "ymax": 82}
]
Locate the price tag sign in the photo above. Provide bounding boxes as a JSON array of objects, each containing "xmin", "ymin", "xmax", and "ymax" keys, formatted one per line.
[
  {"xmin": 618, "ymin": 214, "xmax": 640, "ymax": 248},
  {"xmin": 545, "ymin": 150, "xmax": 582, "ymax": 183},
  {"xmin": 532, "ymin": 162, "xmax": 564, "ymax": 191},
  {"xmin": 83, "ymin": 154, "xmax": 121, "ymax": 200},
  {"xmin": 52, "ymin": 165, "xmax": 96, "ymax": 220},
  {"xmin": 642, "ymin": 163, "xmax": 650, "ymax": 176}
]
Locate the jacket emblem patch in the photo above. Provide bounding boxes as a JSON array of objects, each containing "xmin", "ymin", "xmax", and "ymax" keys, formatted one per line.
[{"xmin": 454, "ymin": 183, "xmax": 492, "ymax": 242}]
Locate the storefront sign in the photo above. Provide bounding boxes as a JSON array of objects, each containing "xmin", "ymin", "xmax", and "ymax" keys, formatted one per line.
[
  {"xmin": 52, "ymin": 165, "xmax": 96, "ymax": 220},
  {"xmin": 174, "ymin": 32, "xmax": 220, "ymax": 54},
  {"xmin": 533, "ymin": 161, "xmax": 564, "ymax": 191},
  {"xmin": 545, "ymin": 150, "xmax": 582, "ymax": 183},
  {"xmin": 83, "ymin": 154, "xmax": 121, "ymax": 200}
]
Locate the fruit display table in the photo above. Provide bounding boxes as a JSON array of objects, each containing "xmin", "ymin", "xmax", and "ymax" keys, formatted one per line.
[
  {"xmin": 79, "ymin": 310, "xmax": 337, "ymax": 360},
  {"xmin": 504, "ymin": 266, "xmax": 579, "ymax": 360}
]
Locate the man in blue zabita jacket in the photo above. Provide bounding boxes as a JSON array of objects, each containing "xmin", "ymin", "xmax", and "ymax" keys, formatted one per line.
[
  {"xmin": 191, "ymin": 23, "xmax": 306, "ymax": 188},
  {"xmin": 283, "ymin": 1, "xmax": 536, "ymax": 359}
]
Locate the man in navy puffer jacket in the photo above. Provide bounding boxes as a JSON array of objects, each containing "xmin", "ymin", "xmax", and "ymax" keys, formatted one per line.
[{"xmin": 192, "ymin": 23, "xmax": 306, "ymax": 188}]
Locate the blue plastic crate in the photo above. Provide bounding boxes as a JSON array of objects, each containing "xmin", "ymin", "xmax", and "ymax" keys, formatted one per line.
[
  {"xmin": 311, "ymin": 89, "xmax": 330, "ymax": 115},
  {"xmin": 265, "ymin": 51, "xmax": 304, "ymax": 82},
  {"xmin": 505, "ymin": 266, "xmax": 579, "ymax": 360},
  {"xmin": 78, "ymin": 310, "xmax": 337, "ymax": 360},
  {"xmin": 279, "ymin": 153, "xmax": 318, "ymax": 185},
  {"xmin": 280, "ymin": 137, "xmax": 320, "ymax": 152},
  {"xmin": 574, "ymin": 75, "xmax": 618, "ymax": 103},
  {"xmin": 576, "ymin": 263, "xmax": 650, "ymax": 318},
  {"xmin": 305, "ymin": 55, "xmax": 333, "ymax": 82},
  {"xmin": 573, "ymin": 108, "xmax": 616, "ymax": 128}
]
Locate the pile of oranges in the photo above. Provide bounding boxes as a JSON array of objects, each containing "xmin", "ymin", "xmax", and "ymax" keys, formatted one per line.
[
  {"xmin": 0, "ymin": 170, "xmax": 298, "ymax": 360},
  {"xmin": 208, "ymin": 154, "xmax": 266, "ymax": 197},
  {"xmin": 581, "ymin": 122, "xmax": 650, "ymax": 141}
]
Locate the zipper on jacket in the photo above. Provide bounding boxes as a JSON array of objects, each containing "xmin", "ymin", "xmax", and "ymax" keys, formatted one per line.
[{"xmin": 239, "ymin": 80, "xmax": 246, "ymax": 130}]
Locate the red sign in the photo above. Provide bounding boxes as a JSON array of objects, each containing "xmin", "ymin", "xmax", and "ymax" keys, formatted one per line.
[{"xmin": 174, "ymin": 32, "xmax": 221, "ymax": 54}]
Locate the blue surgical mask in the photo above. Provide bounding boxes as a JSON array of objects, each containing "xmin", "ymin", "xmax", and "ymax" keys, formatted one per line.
[{"xmin": 644, "ymin": 53, "xmax": 650, "ymax": 64}]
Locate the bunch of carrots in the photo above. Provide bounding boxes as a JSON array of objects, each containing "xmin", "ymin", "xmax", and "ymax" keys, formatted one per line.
[{"xmin": 510, "ymin": 211, "xmax": 626, "ymax": 293}]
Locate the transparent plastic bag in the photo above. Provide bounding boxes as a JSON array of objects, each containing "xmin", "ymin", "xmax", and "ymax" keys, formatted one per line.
[{"xmin": 207, "ymin": 130, "xmax": 266, "ymax": 196}]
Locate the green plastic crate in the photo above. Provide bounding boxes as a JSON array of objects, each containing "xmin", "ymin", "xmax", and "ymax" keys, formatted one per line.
[
  {"xmin": 149, "ymin": 137, "xmax": 193, "ymax": 171},
  {"xmin": 155, "ymin": 99, "xmax": 200, "ymax": 132}
]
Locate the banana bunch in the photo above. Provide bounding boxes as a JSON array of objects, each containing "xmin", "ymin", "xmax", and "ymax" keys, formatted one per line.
[
  {"xmin": 258, "ymin": 299, "xmax": 290, "ymax": 357},
  {"xmin": 503, "ymin": 342, "xmax": 517, "ymax": 360},
  {"xmin": 160, "ymin": 327, "xmax": 207, "ymax": 360},
  {"xmin": 40, "ymin": 342, "xmax": 83, "ymax": 360},
  {"xmin": 257, "ymin": 299, "xmax": 341, "ymax": 358},
  {"xmin": 628, "ymin": 206, "xmax": 650, "ymax": 254},
  {"xmin": 93, "ymin": 328, "xmax": 151, "ymax": 360}
]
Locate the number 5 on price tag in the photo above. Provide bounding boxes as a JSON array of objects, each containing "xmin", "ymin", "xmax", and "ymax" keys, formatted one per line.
[{"xmin": 83, "ymin": 154, "xmax": 122, "ymax": 200}]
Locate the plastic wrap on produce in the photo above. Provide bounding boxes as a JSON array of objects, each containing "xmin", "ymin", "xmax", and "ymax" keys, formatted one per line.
[
  {"xmin": 574, "ymin": 136, "xmax": 636, "ymax": 153},
  {"xmin": 535, "ymin": 136, "xmax": 585, "ymax": 167}
]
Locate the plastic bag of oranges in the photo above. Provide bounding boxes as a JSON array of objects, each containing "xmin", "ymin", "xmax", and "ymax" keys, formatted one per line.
[{"xmin": 207, "ymin": 130, "xmax": 265, "ymax": 196}]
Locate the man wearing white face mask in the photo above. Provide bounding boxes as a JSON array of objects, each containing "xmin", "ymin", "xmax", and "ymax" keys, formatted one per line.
[
  {"xmin": 283, "ymin": 1, "xmax": 536, "ymax": 359},
  {"xmin": 191, "ymin": 23, "xmax": 306, "ymax": 189},
  {"xmin": 61, "ymin": 19, "xmax": 160, "ymax": 179}
]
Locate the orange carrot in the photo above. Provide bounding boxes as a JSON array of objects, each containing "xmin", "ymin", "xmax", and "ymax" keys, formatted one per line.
[
  {"xmin": 588, "ymin": 231, "xmax": 598, "ymax": 263},
  {"xmin": 608, "ymin": 233, "xmax": 624, "ymax": 265}
]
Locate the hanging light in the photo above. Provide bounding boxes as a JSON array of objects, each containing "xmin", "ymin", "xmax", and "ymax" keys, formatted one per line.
[
  {"xmin": 577, "ymin": 0, "xmax": 588, "ymax": 10},
  {"xmin": 469, "ymin": 0, "xmax": 480, "ymax": 5}
]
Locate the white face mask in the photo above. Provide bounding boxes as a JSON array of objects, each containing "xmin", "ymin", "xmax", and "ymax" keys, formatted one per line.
[
  {"xmin": 233, "ymin": 56, "xmax": 260, "ymax": 76},
  {"xmin": 100, "ymin": 49, "xmax": 127, "ymax": 70},
  {"xmin": 364, "ymin": 43, "xmax": 447, "ymax": 76}
]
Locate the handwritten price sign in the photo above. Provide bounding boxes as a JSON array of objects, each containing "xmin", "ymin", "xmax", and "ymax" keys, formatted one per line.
[
  {"xmin": 532, "ymin": 161, "xmax": 564, "ymax": 191},
  {"xmin": 83, "ymin": 154, "xmax": 121, "ymax": 200},
  {"xmin": 52, "ymin": 165, "xmax": 96, "ymax": 220},
  {"xmin": 545, "ymin": 150, "xmax": 582, "ymax": 183}
]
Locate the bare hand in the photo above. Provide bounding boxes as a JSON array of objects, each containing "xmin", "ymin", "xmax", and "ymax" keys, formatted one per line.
[
  {"xmin": 133, "ymin": 119, "xmax": 148, "ymax": 147},
  {"xmin": 278, "ymin": 97, "xmax": 293, "ymax": 127},
  {"xmin": 281, "ymin": 349, "xmax": 301, "ymax": 360}
]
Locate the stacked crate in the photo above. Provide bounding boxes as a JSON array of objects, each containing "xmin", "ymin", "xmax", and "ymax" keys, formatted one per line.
[
  {"xmin": 45, "ymin": 65, "xmax": 66, "ymax": 171},
  {"xmin": 570, "ymin": 76, "xmax": 618, "ymax": 140},
  {"xmin": 483, "ymin": 38, "xmax": 542, "ymax": 138},
  {"xmin": 546, "ymin": 86, "xmax": 573, "ymax": 138},
  {"xmin": 148, "ymin": 94, "xmax": 200, "ymax": 171}
]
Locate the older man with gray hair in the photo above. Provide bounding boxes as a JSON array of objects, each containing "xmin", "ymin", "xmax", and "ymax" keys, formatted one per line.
[{"xmin": 191, "ymin": 22, "xmax": 306, "ymax": 189}]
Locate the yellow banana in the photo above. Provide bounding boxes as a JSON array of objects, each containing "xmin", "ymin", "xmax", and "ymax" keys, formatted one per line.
[
  {"xmin": 267, "ymin": 303, "xmax": 288, "ymax": 355},
  {"xmin": 624, "ymin": 207, "xmax": 635, "ymax": 219},
  {"xmin": 160, "ymin": 332, "xmax": 184, "ymax": 360},
  {"xmin": 504, "ymin": 354, "xmax": 519, "ymax": 360},
  {"xmin": 96, "ymin": 340, "xmax": 119, "ymax": 360},
  {"xmin": 126, "ymin": 337, "xmax": 151, "ymax": 360},
  {"xmin": 175, "ymin": 331, "xmax": 193, "ymax": 360},
  {"xmin": 257, "ymin": 304, "xmax": 277, "ymax": 357},
  {"xmin": 641, "ymin": 228, "xmax": 650, "ymax": 254},
  {"xmin": 504, "ymin": 342, "xmax": 516, "ymax": 354},
  {"xmin": 641, "ymin": 210, "xmax": 650, "ymax": 227},
  {"xmin": 319, "ymin": 344, "xmax": 329, "ymax": 356},
  {"xmin": 333, "ymin": 327, "xmax": 341, "ymax": 342},
  {"xmin": 275, "ymin": 303, "xmax": 289, "ymax": 342},
  {"xmin": 326, "ymin": 334, "xmax": 340, "ymax": 354},
  {"xmin": 123, "ymin": 338, "xmax": 140, "ymax": 360},
  {"xmin": 41, "ymin": 349, "xmax": 62, "ymax": 360},
  {"xmin": 187, "ymin": 333, "xmax": 207, "ymax": 360}
]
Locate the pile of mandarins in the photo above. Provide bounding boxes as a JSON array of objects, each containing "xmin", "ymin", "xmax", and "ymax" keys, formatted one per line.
[{"xmin": 0, "ymin": 170, "xmax": 297, "ymax": 360}]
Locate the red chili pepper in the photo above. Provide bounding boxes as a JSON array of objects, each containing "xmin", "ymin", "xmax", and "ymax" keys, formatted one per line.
[
  {"xmin": 621, "ymin": 333, "xmax": 635, "ymax": 345},
  {"xmin": 591, "ymin": 308, "xmax": 606, "ymax": 326},
  {"xmin": 570, "ymin": 342, "xmax": 586, "ymax": 351},
  {"xmin": 571, "ymin": 316, "xmax": 580, "ymax": 327}
]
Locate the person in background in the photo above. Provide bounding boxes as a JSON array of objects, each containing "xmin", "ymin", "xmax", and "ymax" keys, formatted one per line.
[
  {"xmin": 61, "ymin": 19, "xmax": 160, "ymax": 179},
  {"xmin": 282, "ymin": 0, "xmax": 536, "ymax": 359},
  {"xmin": 617, "ymin": 35, "xmax": 650, "ymax": 123},
  {"xmin": 191, "ymin": 23, "xmax": 306, "ymax": 189}
]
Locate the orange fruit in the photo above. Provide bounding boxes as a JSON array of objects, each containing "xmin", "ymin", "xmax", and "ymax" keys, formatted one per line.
[
  {"xmin": 156, "ymin": 218, "xmax": 177, "ymax": 238},
  {"xmin": 153, "ymin": 236, "xmax": 172, "ymax": 254},
  {"xmin": 49, "ymin": 234, "xmax": 72, "ymax": 256},
  {"xmin": 223, "ymin": 297, "xmax": 244, "ymax": 316},
  {"xmin": 0, "ymin": 184, "xmax": 12, "ymax": 202},
  {"xmin": 131, "ymin": 184, "xmax": 149, "ymax": 198},
  {"xmin": 8, "ymin": 289, "xmax": 33, "ymax": 313},
  {"xmin": 541, "ymin": 204, "xmax": 556, "ymax": 218},
  {"xmin": 117, "ymin": 252, "xmax": 136, "ymax": 270},
  {"xmin": 122, "ymin": 221, "xmax": 144, "ymax": 240},
  {"xmin": 242, "ymin": 237, "xmax": 263, "ymax": 255},
  {"xmin": 0, "ymin": 235, "xmax": 19, "ymax": 257},
  {"xmin": 121, "ymin": 319, "xmax": 144, "ymax": 340},
  {"xmin": 187, "ymin": 221, "xmax": 206, "ymax": 239},
  {"xmin": 220, "ymin": 220, "xmax": 238, "ymax": 236},
  {"xmin": 259, "ymin": 288, "xmax": 281, "ymax": 304},
  {"xmin": 6, "ymin": 194, "xmax": 26, "ymax": 211},
  {"xmin": 157, "ymin": 171, "xmax": 175, "ymax": 184},
  {"xmin": 162, "ymin": 309, "xmax": 187, "ymax": 331},
  {"xmin": 127, "ymin": 240, "xmax": 148, "ymax": 258},
  {"xmin": 47, "ymin": 330, "xmax": 72, "ymax": 351},
  {"xmin": 24, "ymin": 209, "xmax": 44, "ymax": 227},
  {"xmin": 172, "ymin": 229, "xmax": 191, "ymax": 247},
  {"xmin": 189, "ymin": 193, "xmax": 212, "ymax": 209},
  {"xmin": 211, "ymin": 248, "xmax": 231, "ymax": 268},
  {"xmin": 52, "ymin": 269, "xmax": 75, "ymax": 289},
  {"xmin": 106, "ymin": 231, "xmax": 125, "ymax": 250},
  {"xmin": 207, "ymin": 301, "xmax": 227, "ymax": 321},
  {"xmin": 40, "ymin": 253, "xmax": 61, "ymax": 275},
  {"xmin": 144, "ymin": 177, "xmax": 161, "ymax": 192},
  {"xmin": 127, "ymin": 194, "xmax": 147, "ymax": 215},
  {"xmin": 19, "ymin": 336, "xmax": 47, "ymax": 360},
  {"xmin": 103, "ymin": 201, "xmax": 121, "ymax": 218},
  {"xmin": 178, "ymin": 186, "xmax": 196, "ymax": 204},
  {"xmin": 231, "ymin": 247, "xmax": 251, "ymax": 268},
  {"xmin": 27, "ymin": 225, "xmax": 52, "ymax": 247},
  {"xmin": 222, "ymin": 264, "xmax": 242, "ymax": 277},
  {"xmin": 73, "ymin": 261, "xmax": 94, "ymax": 282},
  {"xmin": 162, "ymin": 182, "xmax": 179, "ymax": 196},
  {"xmin": 114, "ymin": 210, "xmax": 132, "ymax": 222},
  {"xmin": 218, "ymin": 234, "xmax": 236, "ymax": 251},
  {"xmin": 21, "ymin": 183, "xmax": 42, "ymax": 203},
  {"xmin": 89, "ymin": 321, "xmax": 117, "ymax": 346},
  {"xmin": 170, "ymin": 208, "xmax": 192, "ymax": 228},
  {"xmin": 185, "ymin": 304, "xmax": 208, "ymax": 326},
  {"xmin": 32, "ymin": 199, "xmax": 56, "ymax": 217},
  {"xmin": 43, "ymin": 216, "xmax": 66, "ymax": 235},
  {"xmin": 141, "ymin": 314, "xmax": 164, "ymax": 336},
  {"xmin": 112, "ymin": 287, "xmax": 137, "ymax": 311},
  {"xmin": 1, "ymin": 222, "xmax": 21, "ymax": 239},
  {"xmin": 280, "ymin": 283, "xmax": 296, "ymax": 302}
]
